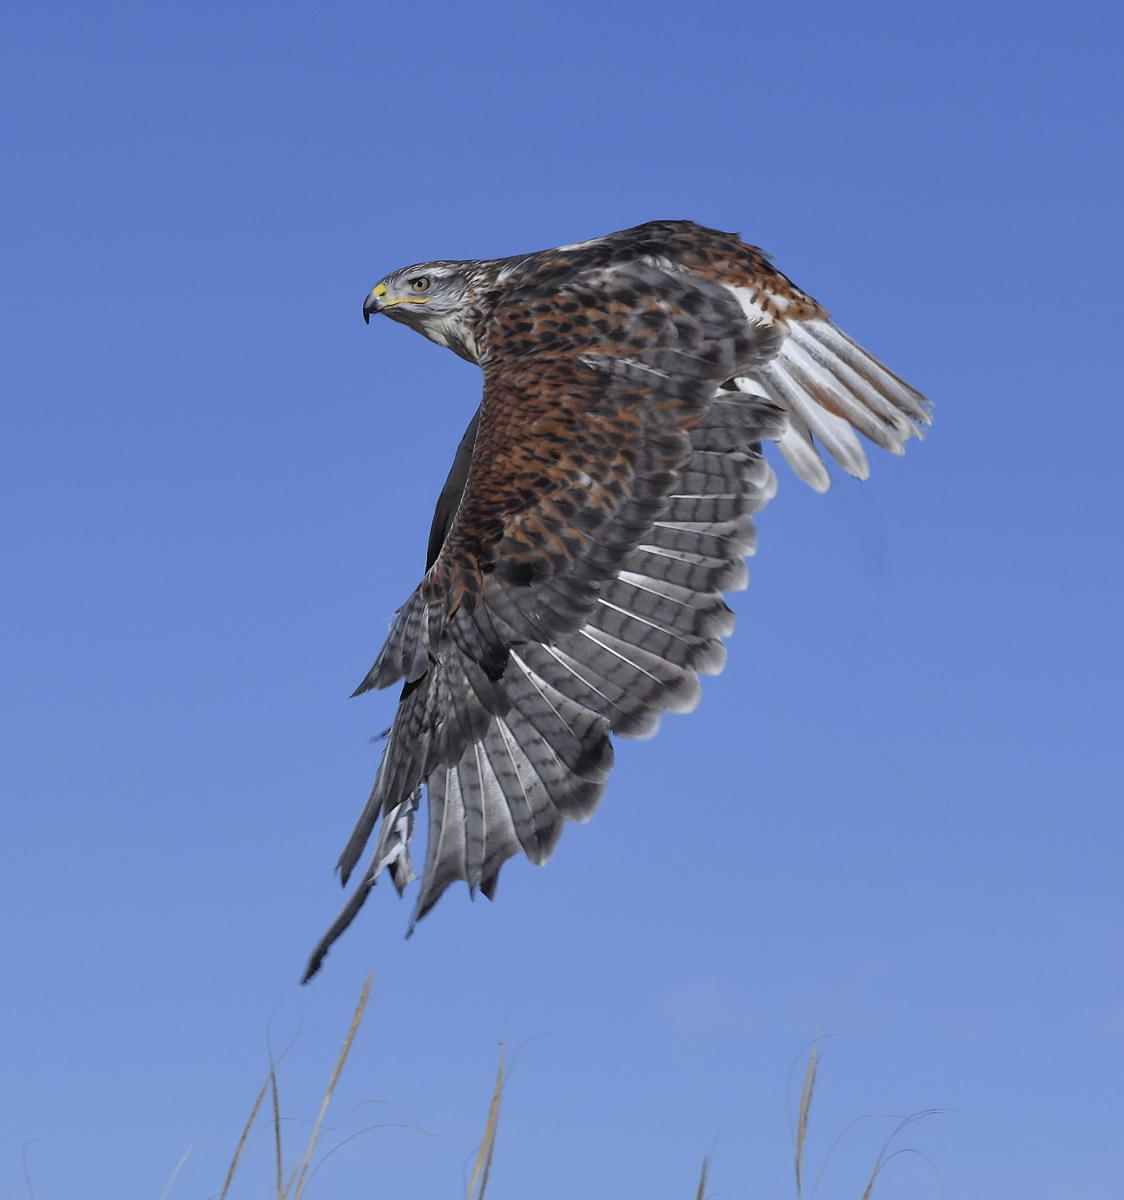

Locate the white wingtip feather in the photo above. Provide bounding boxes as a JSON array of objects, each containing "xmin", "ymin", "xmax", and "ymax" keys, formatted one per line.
[{"xmin": 737, "ymin": 317, "xmax": 930, "ymax": 490}]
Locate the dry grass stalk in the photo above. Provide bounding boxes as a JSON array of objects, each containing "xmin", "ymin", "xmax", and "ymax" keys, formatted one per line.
[
  {"xmin": 269, "ymin": 1066, "xmax": 284, "ymax": 1195},
  {"xmin": 158, "ymin": 1144, "xmax": 193, "ymax": 1200},
  {"xmin": 284, "ymin": 971, "xmax": 374, "ymax": 1200},
  {"xmin": 694, "ymin": 1153, "xmax": 711, "ymax": 1200},
  {"xmin": 219, "ymin": 1077, "xmax": 269, "ymax": 1200},
  {"xmin": 206, "ymin": 983, "xmax": 935, "ymax": 1200},
  {"xmin": 216, "ymin": 971, "xmax": 374, "ymax": 1200},
  {"xmin": 466, "ymin": 1042, "xmax": 507, "ymax": 1200},
  {"xmin": 859, "ymin": 1110, "xmax": 942, "ymax": 1200},
  {"xmin": 789, "ymin": 1041, "xmax": 941, "ymax": 1200},
  {"xmin": 793, "ymin": 1043, "xmax": 821, "ymax": 1197}
]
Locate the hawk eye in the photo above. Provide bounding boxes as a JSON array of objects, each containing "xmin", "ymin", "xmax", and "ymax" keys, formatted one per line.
[{"xmin": 409, "ymin": 276, "xmax": 431, "ymax": 292}]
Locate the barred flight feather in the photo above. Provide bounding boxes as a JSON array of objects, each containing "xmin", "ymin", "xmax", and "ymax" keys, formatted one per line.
[{"xmin": 518, "ymin": 642, "xmax": 663, "ymax": 739}]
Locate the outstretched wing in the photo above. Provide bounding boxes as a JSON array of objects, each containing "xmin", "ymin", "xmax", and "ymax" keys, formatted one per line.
[{"xmin": 303, "ymin": 260, "xmax": 784, "ymax": 979}]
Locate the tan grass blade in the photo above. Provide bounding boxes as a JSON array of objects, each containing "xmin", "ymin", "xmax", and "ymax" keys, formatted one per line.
[
  {"xmin": 20, "ymin": 1140, "xmax": 37, "ymax": 1200},
  {"xmin": 269, "ymin": 1066, "xmax": 283, "ymax": 1197},
  {"xmin": 860, "ymin": 1110, "xmax": 943, "ymax": 1199},
  {"xmin": 219, "ymin": 1078, "xmax": 269, "ymax": 1200},
  {"xmin": 158, "ymin": 1143, "xmax": 193, "ymax": 1200},
  {"xmin": 694, "ymin": 1153, "xmax": 710, "ymax": 1200},
  {"xmin": 285, "ymin": 971, "xmax": 374, "ymax": 1200},
  {"xmin": 793, "ymin": 1044, "xmax": 820, "ymax": 1198},
  {"xmin": 302, "ymin": 1118, "xmax": 436, "ymax": 1191},
  {"xmin": 466, "ymin": 1043, "xmax": 507, "ymax": 1200}
]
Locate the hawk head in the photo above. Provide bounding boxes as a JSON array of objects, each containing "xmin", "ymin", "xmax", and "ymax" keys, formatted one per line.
[{"xmin": 363, "ymin": 260, "xmax": 490, "ymax": 362}]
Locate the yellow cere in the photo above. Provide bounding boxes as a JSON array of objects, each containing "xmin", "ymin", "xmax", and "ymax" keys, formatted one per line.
[{"xmin": 373, "ymin": 279, "xmax": 428, "ymax": 306}]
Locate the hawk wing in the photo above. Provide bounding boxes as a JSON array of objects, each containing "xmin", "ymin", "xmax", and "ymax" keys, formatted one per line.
[
  {"xmin": 303, "ymin": 227, "xmax": 931, "ymax": 979},
  {"xmin": 538, "ymin": 220, "xmax": 931, "ymax": 491},
  {"xmin": 303, "ymin": 260, "xmax": 786, "ymax": 979}
]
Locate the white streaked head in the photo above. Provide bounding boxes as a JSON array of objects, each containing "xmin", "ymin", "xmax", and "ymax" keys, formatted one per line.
[{"xmin": 362, "ymin": 260, "xmax": 484, "ymax": 361}]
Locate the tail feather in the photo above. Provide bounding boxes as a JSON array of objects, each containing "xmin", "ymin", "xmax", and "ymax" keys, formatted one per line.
[
  {"xmin": 502, "ymin": 651, "xmax": 614, "ymax": 782},
  {"xmin": 487, "ymin": 713, "xmax": 571, "ymax": 857},
  {"xmin": 474, "ymin": 740, "xmax": 522, "ymax": 886},
  {"xmin": 413, "ymin": 765, "xmax": 467, "ymax": 924},
  {"xmin": 352, "ymin": 590, "xmax": 432, "ymax": 695}
]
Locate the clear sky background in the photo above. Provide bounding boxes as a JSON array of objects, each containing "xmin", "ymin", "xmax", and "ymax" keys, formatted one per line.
[{"xmin": 3, "ymin": 2, "xmax": 1122, "ymax": 1197}]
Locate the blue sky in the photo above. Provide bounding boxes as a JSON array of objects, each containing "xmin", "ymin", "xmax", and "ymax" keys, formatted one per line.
[{"xmin": 3, "ymin": 1, "xmax": 1122, "ymax": 1196}]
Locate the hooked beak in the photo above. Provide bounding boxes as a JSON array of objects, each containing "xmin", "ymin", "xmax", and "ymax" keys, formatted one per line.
[{"xmin": 362, "ymin": 282, "xmax": 388, "ymax": 324}]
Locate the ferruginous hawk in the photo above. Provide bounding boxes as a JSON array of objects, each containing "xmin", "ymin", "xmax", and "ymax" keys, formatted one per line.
[{"xmin": 303, "ymin": 220, "xmax": 930, "ymax": 980}]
